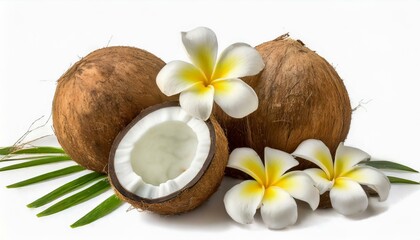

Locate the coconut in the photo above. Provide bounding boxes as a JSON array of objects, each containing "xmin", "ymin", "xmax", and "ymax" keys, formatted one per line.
[
  {"xmin": 214, "ymin": 34, "xmax": 352, "ymax": 170},
  {"xmin": 108, "ymin": 102, "xmax": 228, "ymax": 215},
  {"xmin": 52, "ymin": 46, "xmax": 175, "ymax": 173}
]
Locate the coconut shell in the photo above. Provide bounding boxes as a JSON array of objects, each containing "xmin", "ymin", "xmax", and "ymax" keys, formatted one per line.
[
  {"xmin": 110, "ymin": 113, "xmax": 229, "ymax": 215},
  {"xmin": 52, "ymin": 46, "xmax": 175, "ymax": 173},
  {"xmin": 215, "ymin": 34, "xmax": 352, "ymax": 170}
]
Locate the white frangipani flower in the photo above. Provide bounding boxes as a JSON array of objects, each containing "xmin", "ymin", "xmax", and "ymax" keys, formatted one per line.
[
  {"xmin": 292, "ymin": 139, "xmax": 391, "ymax": 215},
  {"xmin": 157, "ymin": 27, "xmax": 264, "ymax": 120},
  {"xmin": 224, "ymin": 147, "xmax": 319, "ymax": 229}
]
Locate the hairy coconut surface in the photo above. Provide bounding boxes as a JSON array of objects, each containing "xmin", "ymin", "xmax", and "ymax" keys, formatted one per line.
[
  {"xmin": 215, "ymin": 34, "xmax": 352, "ymax": 170},
  {"xmin": 52, "ymin": 46, "xmax": 175, "ymax": 173},
  {"xmin": 109, "ymin": 103, "xmax": 229, "ymax": 215}
]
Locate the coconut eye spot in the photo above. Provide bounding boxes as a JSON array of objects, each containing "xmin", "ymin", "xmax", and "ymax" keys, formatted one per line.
[{"xmin": 130, "ymin": 121, "xmax": 198, "ymax": 186}]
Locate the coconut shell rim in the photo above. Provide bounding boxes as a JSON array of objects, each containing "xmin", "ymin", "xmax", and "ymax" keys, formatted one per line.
[{"xmin": 108, "ymin": 101, "xmax": 216, "ymax": 204}]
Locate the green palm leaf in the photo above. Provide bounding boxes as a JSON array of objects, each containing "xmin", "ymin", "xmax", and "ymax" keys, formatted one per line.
[
  {"xmin": 388, "ymin": 176, "xmax": 419, "ymax": 184},
  {"xmin": 0, "ymin": 147, "xmax": 13, "ymax": 155},
  {"xmin": 0, "ymin": 155, "xmax": 72, "ymax": 171},
  {"xmin": 71, "ymin": 195, "xmax": 123, "ymax": 228},
  {"xmin": 37, "ymin": 179, "xmax": 110, "ymax": 217},
  {"xmin": 0, "ymin": 155, "xmax": 67, "ymax": 162},
  {"xmin": 1, "ymin": 139, "xmax": 122, "ymax": 227},
  {"xmin": 11, "ymin": 147, "xmax": 66, "ymax": 154},
  {"xmin": 27, "ymin": 172, "xmax": 105, "ymax": 208},
  {"xmin": 7, "ymin": 165, "xmax": 85, "ymax": 188},
  {"xmin": 361, "ymin": 160, "xmax": 418, "ymax": 173}
]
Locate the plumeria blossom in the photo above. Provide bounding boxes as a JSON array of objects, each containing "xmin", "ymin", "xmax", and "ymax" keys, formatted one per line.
[
  {"xmin": 156, "ymin": 27, "xmax": 264, "ymax": 120},
  {"xmin": 224, "ymin": 147, "xmax": 319, "ymax": 229},
  {"xmin": 292, "ymin": 139, "xmax": 391, "ymax": 215}
]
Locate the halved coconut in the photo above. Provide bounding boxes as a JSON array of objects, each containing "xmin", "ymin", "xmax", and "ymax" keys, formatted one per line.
[{"xmin": 109, "ymin": 102, "xmax": 228, "ymax": 215}]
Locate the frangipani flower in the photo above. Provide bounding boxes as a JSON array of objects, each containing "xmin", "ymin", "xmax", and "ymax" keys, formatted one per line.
[
  {"xmin": 157, "ymin": 27, "xmax": 264, "ymax": 120},
  {"xmin": 224, "ymin": 147, "xmax": 319, "ymax": 229},
  {"xmin": 293, "ymin": 139, "xmax": 391, "ymax": 215}
]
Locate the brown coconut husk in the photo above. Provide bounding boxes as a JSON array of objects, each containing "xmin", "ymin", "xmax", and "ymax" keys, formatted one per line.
[
  {"xmin": 215, "ymin": 34, "xmax": 352, "ymax": 171},
  {"xmin": 109, "ymin": 111, "xmax": 229, "ymax": 215},
  {"xmin": 52, "ymin": 46, "xmax": 175, "ymax": 173}
]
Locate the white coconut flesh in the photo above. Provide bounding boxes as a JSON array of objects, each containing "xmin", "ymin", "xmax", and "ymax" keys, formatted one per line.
[{"xmin": 112, "ymin": 106, "xmax": 212, "ymax": 200}]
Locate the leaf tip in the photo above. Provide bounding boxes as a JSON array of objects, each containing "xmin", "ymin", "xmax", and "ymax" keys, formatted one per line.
[
  {"xmin": 36, "ymin": 212, "xmax": 47, "ymax": 217},
  {"xmin": 388, "ymin": 176, "xmax": 420, "ymax": 184},
  {"xmin": 70, "ymin": 223, "xmax": 80, "ymax": 228},
  {"xmin": 26, "ymin": 203, "xmax": 36, "ymax": 208}
]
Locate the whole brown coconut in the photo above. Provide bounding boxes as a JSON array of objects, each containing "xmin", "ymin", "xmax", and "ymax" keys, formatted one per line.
[
  {"xmin": 215, "ymin": 34, "xmax": 352, "ymax": 170},
  {"xmin": 53, "ymin": 46, "xmax": 174, "ymax": 173}
]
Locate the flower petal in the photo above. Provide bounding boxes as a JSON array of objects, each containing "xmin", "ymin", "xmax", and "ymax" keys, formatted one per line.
[
  {"xmin": 304, "ymin": 168, "xmax": 333, "ymax": 194},
  {"xmin": 264, "ymin": 147, "xmax": 299, "ymax": 186},
  {"xmin": 335, "ymin": 143, "xmax": 371, "ymax": 177},
  {"xmin": 227, "ymin": 148, "xmax": 265, "ymax": 185},
  {"xmin": 292, "ymin": 139, "xmax": 334, "ymax": 179},
  {"xmin": 330, "ymin": 178, "xmax": 368, "ymax": 215},
  {"xmin": 179, "ymin": 83, "xmax": 214, "ymax": 120},
  {"xmin": 181, "ymin": 27, "xmax": 217, "ymax": 80},
  {"xmin": 156, "ymin": 61, "xmax": 205, "ymax": 96},
  {"xmin": 213, "ymin": 78, "xmax": 258, "ymax": 118},
  {"xmin": 212, "ymin": 43, "xmax": 264, "ymax": 80},
  {"xmin": 342, "ymin": 166, "xmax": 391, "ymax": 201},
  {"xmin": 261, "ymin": 186, "xmax": 297, "ymax": 229},
  {"xmin": 276, "ymin": 171, "xmax": 320, "ymax": 210},
  {"xmin": 224, "ymin": 180, "xmax": 264, "ymax": 225}
]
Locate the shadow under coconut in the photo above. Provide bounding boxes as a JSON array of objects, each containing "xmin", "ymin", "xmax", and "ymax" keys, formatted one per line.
[{"xmin": 136, "ymin": 177, "xmax": 242, "ymax": 230}]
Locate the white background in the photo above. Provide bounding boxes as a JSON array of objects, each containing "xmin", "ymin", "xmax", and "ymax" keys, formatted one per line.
[{"xmin": 1, "ymin": 0, "xmax": 420, "ymax": 239}]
